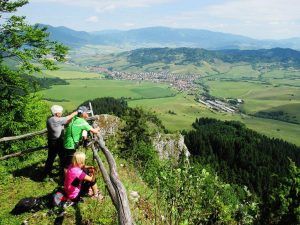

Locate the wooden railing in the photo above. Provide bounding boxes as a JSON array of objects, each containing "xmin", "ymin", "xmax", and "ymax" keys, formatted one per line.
[
  {"xmin": 0, "ymin": 129, "xmax": 48, "ymax": 161},
  {"xmin": 0, "ymin": 116, "xmax": 134, "ymax": 225}
]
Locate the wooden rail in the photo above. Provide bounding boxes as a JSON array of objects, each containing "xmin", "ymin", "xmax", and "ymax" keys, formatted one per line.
[
  {"xmin": 94, "ymin": 133, "xmax": 133, "ymax": 225},
  {"xmin": 0, "ymin": 146, "xmax": 48, "ymax": 161},
  {"xmin": 0, "ymin": 129, "xmax": 47, "ymax": 143}
]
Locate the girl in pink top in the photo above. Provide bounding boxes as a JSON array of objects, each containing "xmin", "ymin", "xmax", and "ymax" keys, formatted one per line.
[{"xmin": 64, "ymin": 151, "xmax": 102, "ymax": 201}]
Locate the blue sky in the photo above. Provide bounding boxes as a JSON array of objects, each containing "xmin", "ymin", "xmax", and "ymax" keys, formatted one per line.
[{"xmin": 17, "ymin": 0, "xmax": 300, "ymax": 39}]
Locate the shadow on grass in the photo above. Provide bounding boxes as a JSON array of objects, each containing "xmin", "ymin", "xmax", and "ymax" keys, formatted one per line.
[
  {"xmin": 75, "ymin": 204, "xmax": 83, "ymax": 225},
  {"xmin": 12, "ymin": 162, "xmax": 63, "ymax": 184},
  {"xmin": 53, "ymin": 203, "xmax": 83, "ymax": 225},
  {"xmin": 54, "ymin": 210, "xmax": 65, "ymax": 225}
]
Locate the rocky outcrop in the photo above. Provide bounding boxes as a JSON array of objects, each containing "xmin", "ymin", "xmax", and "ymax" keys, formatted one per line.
[
  {"xmin": 152, "ymin": 133, "xmax": 190, "ymax": 161},
  {"xmin": 92, "ymin": 114, "xmax": 190, "ymax": 162},
  {"xmin": 93, "ymin": 114, "xmax": 120, "ymax": 139}
]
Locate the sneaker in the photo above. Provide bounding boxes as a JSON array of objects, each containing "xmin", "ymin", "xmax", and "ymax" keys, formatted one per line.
[
  {"xmin": 87, "ymin": 188, "xmax": 94, "ymax": 197},
  {"xmin": 63, "ymin": 201, "xmax": 74, "ymax": 208},
  {"xmin": 92, "ymin": 193, "xmax": 104, "ymax": 201}
]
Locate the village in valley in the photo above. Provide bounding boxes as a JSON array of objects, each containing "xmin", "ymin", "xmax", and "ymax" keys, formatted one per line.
[{"xmin": 86, "ymin": 65, "xmax": 243, "ymax": 113}]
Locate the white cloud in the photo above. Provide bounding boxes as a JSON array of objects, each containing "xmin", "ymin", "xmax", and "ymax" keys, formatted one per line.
[
  {"xmin": 207, "ymin": 0, "xmax": 300, "ymax": 38},
  {"xmin": 123, "ymin": 22, "xmax": 135, "ymax": 28},
  {"xmin": 85, "ymin": 16, "xmax": 98, "ymax": 23},
  {"xmin": 158, "ymin": 0, "xmax": 300, "ymax": 39},
  {"xmin": 206, "ymin": 0, "xmax": 300, "ymax": 23}
]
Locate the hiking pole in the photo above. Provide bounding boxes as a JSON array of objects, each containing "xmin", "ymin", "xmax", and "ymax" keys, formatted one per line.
[{"xmin": 89, "ymin": 102, "xmax": 94, "ymax": 117}]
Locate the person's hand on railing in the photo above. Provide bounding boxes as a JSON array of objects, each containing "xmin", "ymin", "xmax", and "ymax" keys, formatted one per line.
[{"xmin": 90, "ymin": 126, "xmax": 100, "ymax": 134}]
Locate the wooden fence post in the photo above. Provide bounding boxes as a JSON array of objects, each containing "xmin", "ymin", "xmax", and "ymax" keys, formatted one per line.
[
  {"xmin": 91, "ymin": 143, "xmax": 118, "ymax": 207},
  {"xmin": 95, "ymin": 134, "xmax": 134, "ymax": 225}
]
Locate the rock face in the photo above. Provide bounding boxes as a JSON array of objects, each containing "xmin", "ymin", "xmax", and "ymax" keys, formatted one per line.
[
  {"xmin": 94, "ymin": 114, "xmax": 120, "ymax": 139},
  {"xmin": 152, "ymin": 133, "xmax": 190, "ymax": 161},
  {"xmin": 93, "ymin": 114, "xmax": 190, "ymax": 162}
]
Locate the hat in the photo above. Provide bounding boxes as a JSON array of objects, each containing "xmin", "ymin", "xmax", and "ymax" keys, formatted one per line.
[
  {"xmin": 51, "ymin": 105, "xmax": 63, "ymax": 115},
  {"xmin": 77, "ymin": 106, "xmax": 89, "ymax": 114}
]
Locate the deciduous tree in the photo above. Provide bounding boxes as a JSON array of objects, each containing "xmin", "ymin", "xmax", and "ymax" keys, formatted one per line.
[{"xmin": 0, "ymin": 0, "xmax": 68, "ymax": 151}]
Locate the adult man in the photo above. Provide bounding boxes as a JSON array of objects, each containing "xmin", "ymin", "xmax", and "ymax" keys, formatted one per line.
[
  {"xmin": 43, "ymin": 105, "xmax": 77, "ymax": 177},
  {"xmin": 63, "ymin": 106, "xmax": 100, "ymax": 169}
]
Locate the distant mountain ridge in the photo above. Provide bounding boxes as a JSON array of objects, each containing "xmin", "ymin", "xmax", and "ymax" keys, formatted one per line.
[{"xmin": 41, "ymin": 24, "xmax": 300, "ymax": 50}]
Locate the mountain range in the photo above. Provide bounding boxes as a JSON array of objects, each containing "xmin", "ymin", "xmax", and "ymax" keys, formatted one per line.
[{"xmin": 43, "ymin": 25, "xmax": 300, "ymax": 50}]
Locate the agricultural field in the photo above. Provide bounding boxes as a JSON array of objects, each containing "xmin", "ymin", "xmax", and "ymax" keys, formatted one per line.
[
  {"xmin": 41, "ymin": 69, "xmax": 104, "ymax": 79},
  {"xmin": 215, "ymin": 64, "xmax": 260, "ymax": 79},
  {"xmin": 206, "ymin": 81, "xmax": 300, "ymax": 110},
  {"xmin": 39, "ymin": 79, "xmax": 177, "ymax": 110},
  {"xmin": 202, "ymin": 65, "xmax": 300, "ymax": 124}
]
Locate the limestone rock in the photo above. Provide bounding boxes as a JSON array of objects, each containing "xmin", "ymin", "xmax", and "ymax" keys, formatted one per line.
[
  {"xmin": 152, "ymin": 133, "xmax": 190, "ymax": 161},
  {"xmin": 93, "ymin": 114, "xmax": 120, "ymax": 139},
  {"xmin": 91, "ymin": 114, "xmax": 190, "ymax": 162}
]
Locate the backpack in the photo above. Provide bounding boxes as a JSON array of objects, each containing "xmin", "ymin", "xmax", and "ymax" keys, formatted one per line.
[{"xmin": 11, "ymin": 197, "xmax": 43, "ymax": 215}]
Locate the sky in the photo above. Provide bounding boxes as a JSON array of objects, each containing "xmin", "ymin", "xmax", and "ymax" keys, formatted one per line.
[{"xmin": 15, "ymin": 0, "xmax": 300, "ymax": 40}]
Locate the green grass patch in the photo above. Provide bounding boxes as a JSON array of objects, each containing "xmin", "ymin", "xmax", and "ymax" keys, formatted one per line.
[
  {"xmin": 254, "ymin": 103, "xmax": 300, "ymax": 124},
  {"xmin": 207, "ymin": 80, "xmax": 300, "ymax": 114},
  {"xmin": 42, "ymin": 70, "xmax": 105, "ymax": 79},
  {"xmin": 0, "ymin": 147, "xmax": 157, "ymax": 224},
  {"xmin": 219, "ymin": 64, "xmax": 260, "ymax": 79}
]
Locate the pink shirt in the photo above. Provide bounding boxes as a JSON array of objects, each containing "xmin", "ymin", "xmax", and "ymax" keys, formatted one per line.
[{"xmin": 64, "ymin": 165, "xmax": 86, "ymax": 200}]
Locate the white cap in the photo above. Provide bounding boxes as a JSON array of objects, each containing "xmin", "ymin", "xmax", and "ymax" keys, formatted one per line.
[{"xmin": 51, "ymin": 105, "xmax": 63, "ymax": 115}]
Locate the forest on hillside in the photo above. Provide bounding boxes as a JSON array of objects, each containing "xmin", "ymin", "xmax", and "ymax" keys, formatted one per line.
[
  {"xmin": 126, "ymin": 47, "xmax": 300, "ymax": 68},
  {"xmin": 183, "ymin": 118, "xmax": 300, "ymax": 224}
]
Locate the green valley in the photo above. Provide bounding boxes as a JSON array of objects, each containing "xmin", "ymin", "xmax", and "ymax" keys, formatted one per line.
[{"xmin": 39, "ymin": 52, "xmax": 300, "ymax": 146}]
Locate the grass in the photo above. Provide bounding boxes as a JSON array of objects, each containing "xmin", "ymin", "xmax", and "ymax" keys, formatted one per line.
[
  {"xmin": 0, "ymin": 146, "xmax": 158, "ymax": 224},
  {"xmin": 206, "ymin": 80, "xmax": 266, "ymax": 98},
  {"xmin": 206, "ymin": 80, "xmax": 300, "ymax": 122},
  {"xmin": 42, "ymin": 70, "xmax": 105, "ymax": 79},
  {"xmin": 218, "ymin": 64, "xmax": 260, "ymax": 79}
]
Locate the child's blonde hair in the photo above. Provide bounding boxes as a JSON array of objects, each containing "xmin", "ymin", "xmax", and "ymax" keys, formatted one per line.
[{"xmin": 72, "ymin": 151, "xmax": 86, "ymax": 167}]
